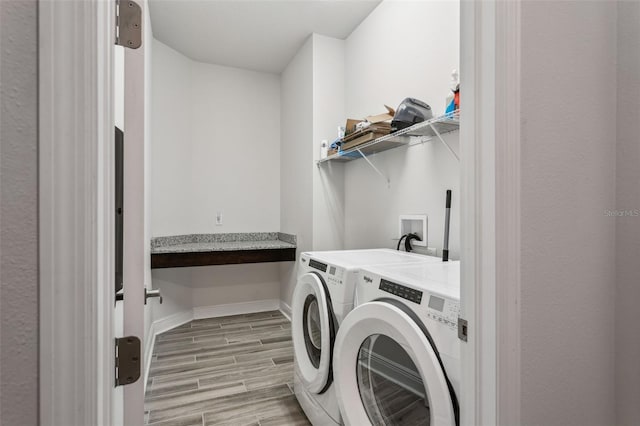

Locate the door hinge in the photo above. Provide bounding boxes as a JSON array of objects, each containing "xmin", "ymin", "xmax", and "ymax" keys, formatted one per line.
[
  {"xmin": 115, "ymin": 336, "xmax": 141, "ymax": 386},
  {"xmin": 458, "ymin": 317, "xmax": 468, "ymax": 342},
  {"xmin": 115, "ymin": 0, "xmax": 142, "ymax": 49}
]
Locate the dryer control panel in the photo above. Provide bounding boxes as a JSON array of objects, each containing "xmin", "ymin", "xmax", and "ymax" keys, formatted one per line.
[{"xmin": 326, "ymin": 265, "xmax": 345, "ymax": 286}]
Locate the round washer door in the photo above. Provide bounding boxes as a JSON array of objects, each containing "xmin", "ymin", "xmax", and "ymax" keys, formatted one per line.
[
  {"xmin": 333, "ymin": 301, "xmax": 456, "ymax": 426},
  {"xmin": 292, "ymin": 272, "xmax": 335, "ymax": 394}
]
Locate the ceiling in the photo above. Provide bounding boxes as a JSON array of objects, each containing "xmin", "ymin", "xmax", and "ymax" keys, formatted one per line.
[{"xmin": 149, "ymin": 0, "xmax": 382, "ymax": 73}]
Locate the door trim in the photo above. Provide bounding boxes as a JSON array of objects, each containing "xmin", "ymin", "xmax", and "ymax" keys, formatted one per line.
[
  {"xmin": 37, "ymin": 0, "xmax": 523, "ymax": 424},
  {"xmin": 39, "ymin": 0, "xmax": 115, "ymax": 424},
  {"xmin": 459, "ymin": 0, "xmax": 522, "ymax": 425},
  {"xmin": 494, "ymin": 1, "xmax": 522, "ymax": 424}
]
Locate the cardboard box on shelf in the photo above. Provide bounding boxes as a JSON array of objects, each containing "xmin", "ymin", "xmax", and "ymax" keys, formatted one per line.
[
  {"xmin": 343, "ymin": 105, "xmax": 395, "ymax": 137},
  {"xmin": 344, "ymin": 118, "xmax": 364, "ymax": 136},
  {"xmin": 365, "ymin": 105, "xmax": 395, "ymax": 124},
  {"xmin": 342, "ymin": 122, "xmax": 391, "ymax": 143},
  {"xmin": 341, "ymin": 130, "xmax": 390, "ymax": 151}
]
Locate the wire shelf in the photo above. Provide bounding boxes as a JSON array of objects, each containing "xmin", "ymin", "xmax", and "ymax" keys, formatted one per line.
[{"xmin": 317, "ymin": 111, "xmax": 460, "ymax": 164}]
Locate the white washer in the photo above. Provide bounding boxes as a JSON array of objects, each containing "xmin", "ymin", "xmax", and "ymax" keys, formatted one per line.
[
  {"xmin": 333, "ymin": 261, "xmax": 461, "ymax": 426},
  {"xmin": 292, "ymin": 249, "xmax": 439, "ymax": 426}
]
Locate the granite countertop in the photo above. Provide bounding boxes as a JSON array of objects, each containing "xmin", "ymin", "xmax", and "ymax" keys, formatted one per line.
[{"xmin": 151, "ymin": 232, "xmax": 297, "ymax": 254}]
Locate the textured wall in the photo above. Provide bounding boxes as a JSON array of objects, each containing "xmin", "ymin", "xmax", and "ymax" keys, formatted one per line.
[
  {"xmin": 150, "ymin": 38, "xmax": 282, "ymax": 321},
  {"xmin": 0, "ymin": 0, "xmax": 39, "ymax": 424},
  {"xmin": 615, "ymin": 2, "xmax": 640, "ymax": 424},
  {"xmin": 151, "ymin": 39, "xmax": 281, "ymax": 237},
  {"xmin": 279, "ymin": 37, "xmax": 314, "ymax": 306},
  {"xmin": 343, "ymin": 0, "xmax": 461, "ymax": 257},
  {"xmin": 312, "ymin": 34, "xmax": 346, "ymax": 252},
  {"xmin": 520, "ymin": 2, "xmax": 617, "ymax": 425}
]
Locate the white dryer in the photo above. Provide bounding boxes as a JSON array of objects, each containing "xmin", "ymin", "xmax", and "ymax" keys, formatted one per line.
[
  {"xmin": 333, "ymin": 261, "xmax": 461, "ymax": 426},
  {"xmin": 292, "ymin": 249, "xmax": 439, "ymax": 426}
]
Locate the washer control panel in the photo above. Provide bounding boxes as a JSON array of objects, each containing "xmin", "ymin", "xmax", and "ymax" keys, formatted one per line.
[
  {"xmin": 308, "ymin": 259, "xmax": 327, "ymax": 272},
  {"xmin": 425, "ymin": 293, "xmax": 459, "ymax": 329},
  {"xmin": 379, "ymin": 279, "xmax": 423, "ymax": 304}
]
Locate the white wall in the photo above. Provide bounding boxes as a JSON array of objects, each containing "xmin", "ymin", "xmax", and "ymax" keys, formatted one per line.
[
  {"xmin": 151, "ymin": 39, "xmax": 281, "ymax": 237},
  {"xmin": 519, "ymin": 2, "xmax": 617, "ymax": 425},
  {"xmin": 343, "ymin": 0, "xmax": 461, "ymax": 256},
  {"xmin": 0, "ymin": 1, "xmax": 39, "ymax": 423},
  {"xmin": 150, "ymin": 39, "xmax": 192, "ymax": 235},
  {"xmin": 279, "ymin": 33, "xmax": 348, "ymax": 307},
  {"xmin": 150, "ymin": 39, "xmax": 282, "ymax": 321},
  {"xmin": 149, "ymin": 269, "xmax": 194, "ymax": 321},
  {"xmin": 278, "ymin": 2, "xmax": 460, "ymax": 305},
  {"xmin": 279, "ymin": 36, "xmax": 314, "ymax": 306},
  {"xmin": 151, "ymin": 263, "xmax": 281, "ymax": 320},
  {"xmin": 312, "ymin": 35, "xmax": 346, "ymax": 252},
  {"xmin": 190, "ymin": 263, "xmax": 280, "ymax": 307},
  {"xmin": 615, "ymin": 2, "xmax": 640, "ymax": 424}
]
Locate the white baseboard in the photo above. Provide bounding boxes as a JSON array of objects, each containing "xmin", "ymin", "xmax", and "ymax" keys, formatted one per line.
[
  {"xmin": 279, "ymin": 300, "xmax": 292, "ymax": 321},
  {"xmin": 153, "ymin": 310, "xmax": 194, "ymax": 335},
  {"xmin": 193, "ymin": 299, "xmax": 280, "ymax": 320}
]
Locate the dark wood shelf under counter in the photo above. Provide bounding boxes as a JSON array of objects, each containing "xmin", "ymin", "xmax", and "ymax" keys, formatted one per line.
[{"xmin": 150, "ymin": 232, "xmax": 297, "ymax": 269}]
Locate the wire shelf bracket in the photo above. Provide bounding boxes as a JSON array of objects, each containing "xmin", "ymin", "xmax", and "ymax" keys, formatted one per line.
[
  {"xmin": 356, "ymin": 148, "xmax": 391, "ymax": 187},
  {"xmin": 429, "ymin": 122, "xmax": 460, "ymax": 162}
]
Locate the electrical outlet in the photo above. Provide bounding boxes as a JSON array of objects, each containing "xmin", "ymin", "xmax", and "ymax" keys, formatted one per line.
[
  {"xmin": 215, "ymin": 211, "xmax": 223, "ymax": 226},
  {"xmin": 425, "ymin": 247, "xmax": 437, "ymax": 256}
]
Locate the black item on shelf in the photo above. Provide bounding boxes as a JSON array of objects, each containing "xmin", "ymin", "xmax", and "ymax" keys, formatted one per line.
[
  {"xmin": 443, "ymin": 189, "xmax": 452, "ymax": 262},
  {"xmin": 391, "ymin": 98, "xmax": 433, "ymax": 132}
]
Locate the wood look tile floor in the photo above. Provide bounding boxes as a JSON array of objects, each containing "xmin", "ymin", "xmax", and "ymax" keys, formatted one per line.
[{"xmin": 145, "ymin": 311, "xmax": 311, "ymax": 426}]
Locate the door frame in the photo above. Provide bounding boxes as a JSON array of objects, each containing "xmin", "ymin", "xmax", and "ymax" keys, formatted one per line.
[
  {"xmin": 39, "ymin": 0, "xmax": 115, "ymax": 424},
  {"xmin": 459, "ymin": 0, "xmax": 522, "ymax": 425},
  {"xmin": 38, "ymin": 0, "xmax": 522, "ymax": 425}
]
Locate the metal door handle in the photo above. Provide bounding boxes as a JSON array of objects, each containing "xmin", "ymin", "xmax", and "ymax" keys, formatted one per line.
[{"xmin": 144, "ymin": 288, "xmax": 163, "ymax": 304}]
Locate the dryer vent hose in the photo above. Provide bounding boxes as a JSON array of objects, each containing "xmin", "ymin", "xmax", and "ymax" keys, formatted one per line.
[{"xmin": 397, "ymin": 233, "xmax": 422, "ymax": 252}]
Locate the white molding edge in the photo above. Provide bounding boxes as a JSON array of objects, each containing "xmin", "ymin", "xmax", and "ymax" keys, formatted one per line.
[
  {"xmin": 193, "ymin": 299, "xmax": 281, "ymax": 320},
  {"xmin": 279, "ymin": 301, "xmax": 292, "ymax": 321},
  {"xmin": 460, "ymin": 1, "xmax": 522, "ymax": 425},
  {"xmin": 152, "ymin": 310, "xmax": 195, "ymax": 335},
  {"xmin": 39, "ymin": 1, "xmax": 114, "ymax": 425},
  {"xmin": 143, "ymin": 324, "xmax": 156, "ymax": 394},
  {"xmin": 143, "ymin": 322, "xmax": 157, "ymax": 395},
  {"xmin": 460, "ymin": 1, "xmax": 496, "ymax": 425}
]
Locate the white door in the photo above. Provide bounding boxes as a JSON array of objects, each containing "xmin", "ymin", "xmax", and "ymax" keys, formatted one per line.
[
  {"xmin": 333, "ymin": 301, "xmax": 459, "ymax": 426},
  {"xmin": 114, "ymin": 0, "xmax": 146, "ymax": 424},
  {"xmin": 291, "ymin": 271, "xmax": 337, "ymax": 394}
]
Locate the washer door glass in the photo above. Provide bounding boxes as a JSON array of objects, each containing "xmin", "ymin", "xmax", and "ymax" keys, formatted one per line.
[
  {"xmin": 333, "ymin": 301, "xmax": 457, "ymax": 426},
  {"xmin": 357, "ymin": 334, "xmax": 430, "ymax": 425},
  {"xmin": 291, "ymin": 272, "xmax": 335, "ymax": 393},
  {"xmin": 303, "ymin": 295, "xmax": 323, "ymax": 368}
]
